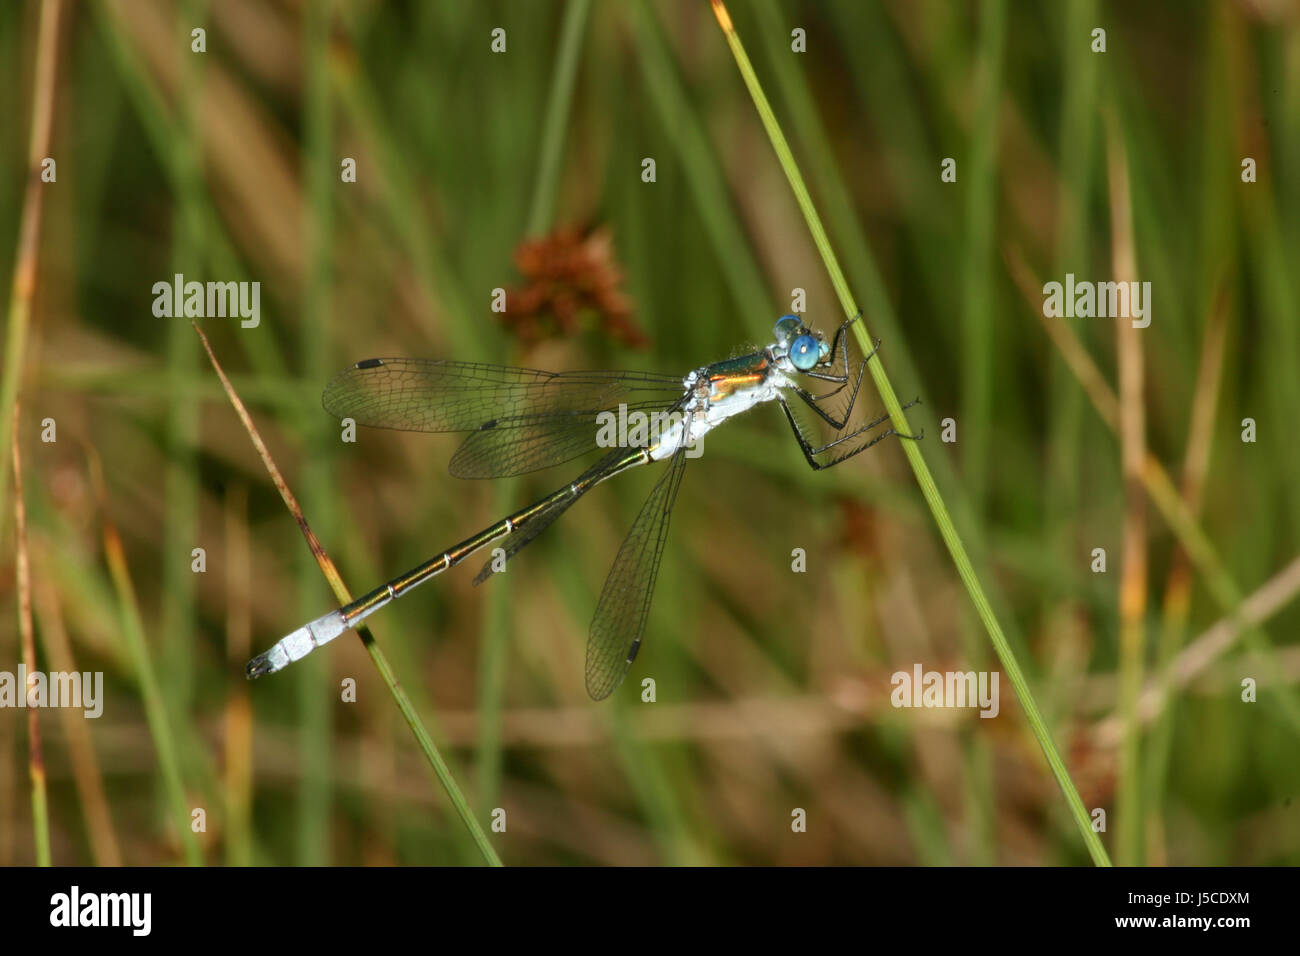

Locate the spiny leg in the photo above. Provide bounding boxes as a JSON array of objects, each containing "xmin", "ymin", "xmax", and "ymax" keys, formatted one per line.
[
  {"xmin": 788, "ymin": 382, "xmax": 854, "ymax": 429},
  {"xmin": 796, "ymin": 340, "xmax": 867, "ymax": 404},
  {"xmin": 779, "ymin": 396, "xmax": 922, "ymax": 471},
  {"xmin": 790, "ymin": 344, "xmax": 880, "ymax": 432},
  {"xmin": 811, "ymin": 401, "xmax": 921, "ymax": 453}
]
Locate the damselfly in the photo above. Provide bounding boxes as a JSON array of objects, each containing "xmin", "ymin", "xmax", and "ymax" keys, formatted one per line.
[{"xmin": 247, "ymin": 313, "xmax": 920, "ymax": 699}]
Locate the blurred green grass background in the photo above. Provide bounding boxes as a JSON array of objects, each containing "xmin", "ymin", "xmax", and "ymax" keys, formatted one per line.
[{"xmin": 1, "ymin": 0, "xmax": 1298, "ymax": 865}]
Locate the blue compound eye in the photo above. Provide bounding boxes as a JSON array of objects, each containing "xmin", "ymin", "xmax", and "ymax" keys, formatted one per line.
[
  {"xmin": 773, "ymin": 315, "xmax": 801, "ymax": 344},
  {"xmin": 790, "ymin": 334, "xmax": 820, "ymax": 370}
]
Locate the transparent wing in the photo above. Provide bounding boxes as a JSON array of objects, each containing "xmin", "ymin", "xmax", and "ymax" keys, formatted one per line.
[
  {"xmin": 448, "ymin": 399, "xmax": 678, "ymax": 479},
  {"xmin": 322, "ymin": 358, "xmax": 684, "ymax": 433},
  {"xmin": 323, "ymin": 358, "xmax": 685, "ymax": 478},
  {"xmin": 585, "ymin": 446, "xmax": 688, "ymax": 700}
]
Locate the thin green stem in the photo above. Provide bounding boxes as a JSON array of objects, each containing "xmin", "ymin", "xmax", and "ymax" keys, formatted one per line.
[{"xmin": 709, "ymin": 0, "xmax": 1111, "ymax": 866}]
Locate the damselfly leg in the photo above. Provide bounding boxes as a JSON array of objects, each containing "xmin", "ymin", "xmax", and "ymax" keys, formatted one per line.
[
  {"xmin": 780, "ymin": 396, "xmax": 923, "ymax": 471},
  {"xmin": 778, "ymin": 326, "xmax": 922, "ymax": 470}
]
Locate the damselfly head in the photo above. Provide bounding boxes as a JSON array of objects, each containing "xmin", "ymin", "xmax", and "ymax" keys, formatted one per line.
[
  {"xmin": 769, "ymin": 316, "xmax": 832, "ymax": 371},
  {"xmin": 773, "ymin": 315, "xmax": 832, "ymax": 372}
]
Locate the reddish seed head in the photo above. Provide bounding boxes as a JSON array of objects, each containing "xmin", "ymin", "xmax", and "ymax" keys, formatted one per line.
[{"xmin": 502, "ymin": 225, "xmax": 648, "ymax": 349}]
